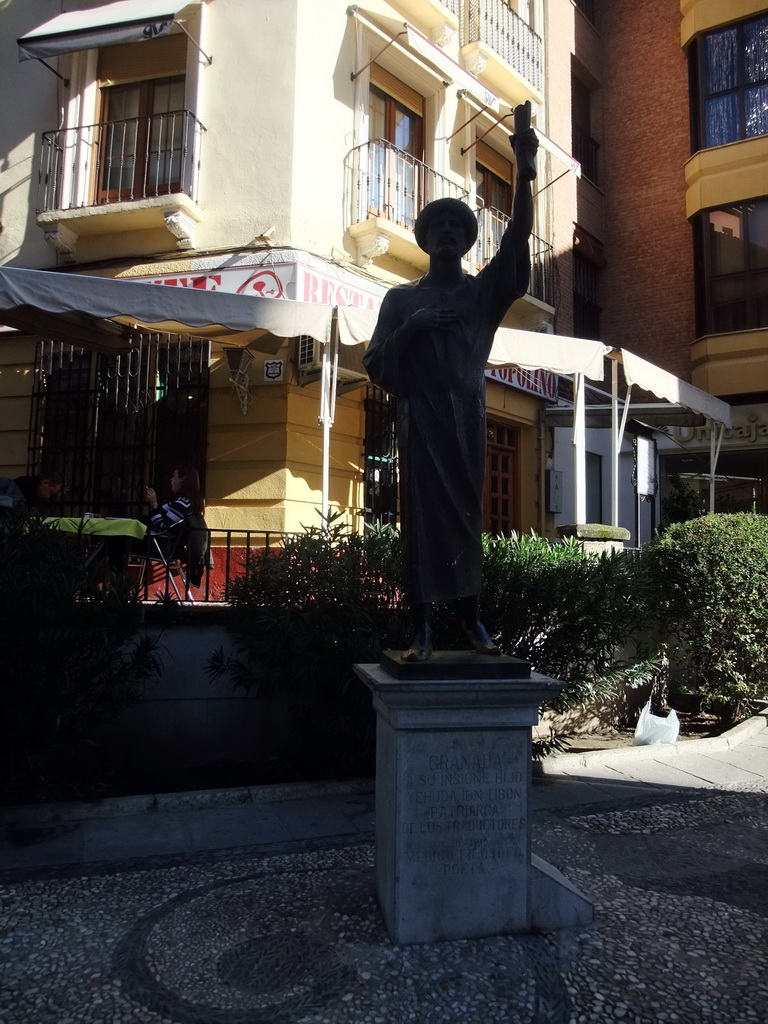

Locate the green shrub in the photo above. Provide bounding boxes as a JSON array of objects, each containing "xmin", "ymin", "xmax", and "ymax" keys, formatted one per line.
[
  {"xmin": 210, "ymin": 520, "xmax": 656, "ymax": 774},
  {"xmin": 481, "ymin": 533, "xmax": 656, "ymax": 712},
  {"xmin": 208, "ymin": 517, "xmax": 411, "ymax": 778},
  {"xmin": 0, "ymin": 511, "xmax": 160, "ymax": 801},
  {"xmin": 645, "ymin": 512, "xmax": 768, "ymax": 719}
]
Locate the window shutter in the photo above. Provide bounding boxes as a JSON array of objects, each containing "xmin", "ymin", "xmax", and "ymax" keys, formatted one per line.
[
  {"xmin": 476, "ymin": 140, "xmax": 512, "ymax": 184},
  {"xmin": 370, "ymin": 64, "xmax": 424, "ymax": 116},
  {"xmin": 98, "ymin": 33, "xmax": 187, "ymax": 84}
]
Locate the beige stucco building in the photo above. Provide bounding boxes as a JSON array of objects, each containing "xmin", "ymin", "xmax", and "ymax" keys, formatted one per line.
[{"xmin": 2, "ymin": 0, "xmax": 587, "ymax": 545}]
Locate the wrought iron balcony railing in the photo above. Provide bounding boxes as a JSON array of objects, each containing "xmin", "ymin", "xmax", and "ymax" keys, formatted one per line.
[
  {"xmin": 474, "ymin": 205, "xmax": 554, "ymax": 307},
  {"xmin": 38, "ymin": 109, "xmax": 205, "ymax": 213},
  {"xmin": 572, "ymin": 126, "xmax": 600, "ymax": 185},
  {"xmin": 346, "ymin": 139, "xmax": 470, "ymax": 233},
  {"xmin": 461, "ymin": 0, "xmax": 543, "ymax": 94}
]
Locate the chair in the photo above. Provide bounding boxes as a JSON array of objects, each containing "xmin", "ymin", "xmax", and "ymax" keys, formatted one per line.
[{"xmin": 132, "ymin": 514, "xmax": 211, "ymax": 602}]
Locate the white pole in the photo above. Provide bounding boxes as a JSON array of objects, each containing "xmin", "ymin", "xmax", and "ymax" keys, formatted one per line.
[
  {"xmin": 709, "ymin": 420, "xmax": 725, "ymax": 513},
  {"xmin": 319, "ymin": 313, "xmax": 340, "ymax": 531},
  {"xmin": 573, "ymin": 372, "xmax": 586, "ymax": 523},
  {"xmin": 611, "ymin": 358, "xmax": 619, "ymax": 527},
  {"xmin": 320, "ymin": 341, "xmax": 331, "ymax": 529}
]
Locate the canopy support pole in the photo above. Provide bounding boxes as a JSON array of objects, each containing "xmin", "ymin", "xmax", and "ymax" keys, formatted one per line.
[
  {"xmin": 611, "ymin": 359, "xmax": 619, "ymax": 527},
  {"xmin": 319, "ymin": 312, "xmax": 340, "ymax": 532},
  {"xmin": 709, "ymin": 419, "xmax": 725, "ymax": 513},
  {"xmin": 35, "ymin": 58, "xmax": 69, "ymax": 86},
  {"xmin": 573, "ymin": 372, "xmax": 586, "ymax": 523}
]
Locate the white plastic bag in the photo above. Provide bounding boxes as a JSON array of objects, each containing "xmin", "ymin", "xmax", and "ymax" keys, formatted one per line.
[{"xmin": 633, "ymin": 702, "xmax": 680, "ymax": 746}]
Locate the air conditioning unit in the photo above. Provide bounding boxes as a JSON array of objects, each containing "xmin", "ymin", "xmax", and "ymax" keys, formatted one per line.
[{"xmin": 295, "ymin": 335, "xmax": 368, "ymax": 390}]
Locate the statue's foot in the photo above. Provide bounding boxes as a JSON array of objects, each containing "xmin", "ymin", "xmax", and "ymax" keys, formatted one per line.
[
  {"xmin": 400, "ymin": 632, "xmax": 433, "ymax": 662},
  {"xmin": 400, "ymin": 643, "xmax": 433, "ymax": 663},
  {"xmin": 462, "ymin": 621, "xmax": 501, "ymax": 656}
]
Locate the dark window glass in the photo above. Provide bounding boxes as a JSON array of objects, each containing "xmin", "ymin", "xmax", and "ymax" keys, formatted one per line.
[
  {"xmin": 363, "ymin": 385, "xmax": 398, "ymax": 526},
  {"xmin": 697, "ymin": 15, "xmax": 768, "ymax": 148},
  {"xmin": 697, "ymin": 197, "xmax": 768, "ymax": 333},
  {"xmin": 573, "ymin": 252, "xmax": 601, "ymax": 339},
  {"xmin": 98, "ymin": 75, "xmax": 186, "ymax": 201}
]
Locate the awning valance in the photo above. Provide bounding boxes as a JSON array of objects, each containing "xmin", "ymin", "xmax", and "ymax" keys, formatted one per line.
[
  {"xmin": 0, "ymin": 267, "xmax": 329, "ymax": 353},
  {"xmin": 18, "ymin": 0, "xmax": 197, "ymax": 62}
]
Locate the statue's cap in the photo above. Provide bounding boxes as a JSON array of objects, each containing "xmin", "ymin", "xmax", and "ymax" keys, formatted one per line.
[{"xmin": 414, "ymin": 198, "xmax": 478, "ymax": 254}]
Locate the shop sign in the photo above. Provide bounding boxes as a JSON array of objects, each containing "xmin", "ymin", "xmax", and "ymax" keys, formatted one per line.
[
  {"xmin": 669, "ymin": 414, "xmax": 768, "ymax": 447},
  {"xmin": 137, "ymin": 261, "xmax": 385, "ymax": 311},
  {"xmin": 485, "ymin": 366, "xmax": 558, "ymax": 402}
]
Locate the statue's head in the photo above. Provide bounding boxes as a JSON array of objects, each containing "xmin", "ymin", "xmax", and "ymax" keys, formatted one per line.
[{"xmin": 414, "ymin": 198, "xmax": 478, "ymax": 256}]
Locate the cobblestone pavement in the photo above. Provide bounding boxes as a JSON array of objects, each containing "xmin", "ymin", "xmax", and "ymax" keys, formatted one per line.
[{"xmin": 2, "ymin": 781, "xmax": 766, "ymax": 1024}]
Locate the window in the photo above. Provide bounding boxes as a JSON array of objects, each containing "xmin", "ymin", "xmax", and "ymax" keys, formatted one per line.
[
  {"xmin": 484, "ymin": 421, "xmax": 519, "ymax": 536},
  {"xmin": 29, "ymin": 337, "xmax": 209, "ymax": 518},
  {"xmin": 573, "ymin": 252, "xmax": 602, "ymax": 339},
  {"xmin": 693, "ymin": 14, "xmax": 768, "ymax": 149},
  {"xmin": 695, "ymin": 198, "xmax": 768, "ymax": 333},
  {"xmin": 94, "ymin": 33, "xmax": 189, "ymax": 204},
  {"xmin": 572, "ymin": 75, "xmax": 599, "ymax": 185},
  {"xmin": 366, "ymin": 66, "xmax": 425, "ymax": 228},
  {"xmin": 363, "ymin": 385, "xmax": 398, "ymax": 526},
  {"xmin": 476, "ymin": 141, "xmax": 512, "ymax": 214},
  {"xmin": 661, "ymin": 449, "xmax": 768, "ymax": 516},
  {"xmin": 98, "ymin": 75, "xmax": 186, "ymax": 201}
]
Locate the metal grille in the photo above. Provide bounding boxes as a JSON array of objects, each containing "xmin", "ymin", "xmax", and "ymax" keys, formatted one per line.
[
  {"xmin": 29, "ymin": 335, "xmax": 209, "ymax": 517},
  {"xmin": 573, "ymin": 253, "xmax": 602, "ymax": 339},
  {"xmin": 363, "ymin": 385, "xmax": 398, "ymax": 526}
]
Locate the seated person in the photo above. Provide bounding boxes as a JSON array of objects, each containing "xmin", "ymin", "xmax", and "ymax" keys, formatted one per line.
[
  {"xmin": 143, "ymin": 466, "xmax": 209, "ymax": 583},
  {"xmin": 144, "ymin": 465, "xmax": 204, "ymax": 536},
  {"xmin": 0, "ymin": 473, "xmax": 63, "ymax": 511}
]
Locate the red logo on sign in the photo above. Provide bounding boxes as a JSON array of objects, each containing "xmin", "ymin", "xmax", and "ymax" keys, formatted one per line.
[{"xmin": 236, "ymin": 271, "xmax": 285, "ymax": 298}]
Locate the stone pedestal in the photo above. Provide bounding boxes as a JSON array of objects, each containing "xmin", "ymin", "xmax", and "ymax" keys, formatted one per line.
[{"xmin": 355, "ymin": 651, "xmax": 593, "ymax": 945}]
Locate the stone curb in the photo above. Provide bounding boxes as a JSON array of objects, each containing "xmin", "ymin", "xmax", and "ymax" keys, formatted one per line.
[
  {"xmin": 3, "ymin": 715, "xmax": 765, "ymax": 825},
  {"xmin": 540, "ymin": 712, "xmax": 767, "ymax": 774},
  {"xmin": 0, "ymin": 777, "xmax": 375, "ymax": 827}
]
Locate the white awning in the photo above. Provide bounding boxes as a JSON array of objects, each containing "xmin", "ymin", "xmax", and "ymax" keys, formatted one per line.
[
  {"xmin": 18, "ymin": 0, "xmax": 197, "ymax": 62},
  {"xmin": 337, "ymin": 307, "xmax": 609, "ymax": 379},
  {"xmin": 0, "ymin": 266, "xmax": 330, "ymax": 353},
  {"xmin": 619, "ymin": 348, "xmax": 732, "ymax": 428},
  {"xmin": 488, "ymin": 328, "xmax": 608, "ymax": 379}
]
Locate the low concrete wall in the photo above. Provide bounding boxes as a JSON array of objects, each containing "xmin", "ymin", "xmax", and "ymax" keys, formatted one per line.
[{"xmin": 91, "ymin": 606, "xmax": 294, "ymax": 776}]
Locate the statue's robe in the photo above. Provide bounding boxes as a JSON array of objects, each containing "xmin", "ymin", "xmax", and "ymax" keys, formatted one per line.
[{"xmin": 363, "ymin": 229, "xmax": 528, "ymax": 604}]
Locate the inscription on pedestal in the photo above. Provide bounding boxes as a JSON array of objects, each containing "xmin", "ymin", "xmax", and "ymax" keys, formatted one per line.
[{"xmin": 399, "ymin": 735, "xmax": 528, "ymax": 879}]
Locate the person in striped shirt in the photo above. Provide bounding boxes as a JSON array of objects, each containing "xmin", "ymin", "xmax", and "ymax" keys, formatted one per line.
[{"xmin": 144, "ymin": 465, "xmax": 204, "ymax": 536}]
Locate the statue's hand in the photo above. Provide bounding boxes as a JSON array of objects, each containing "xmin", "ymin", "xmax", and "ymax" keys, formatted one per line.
[
  {"xmin": 509, "ymin": 126, "xmax": 538, "ymax": 182},
  {"xmin": 405, "ymin": 307, "xmax": 458, "ymax": 334}
]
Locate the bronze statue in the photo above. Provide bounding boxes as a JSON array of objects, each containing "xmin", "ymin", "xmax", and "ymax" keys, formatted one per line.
[{"xmin": 363, "ymin": 105, "xmax": 539, "ymax": 662}]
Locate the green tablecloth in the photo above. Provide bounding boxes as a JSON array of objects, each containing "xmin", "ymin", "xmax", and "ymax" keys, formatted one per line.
[{"xmin": 44, "ymin": 517, "xmax": 147, "ymax": 541}]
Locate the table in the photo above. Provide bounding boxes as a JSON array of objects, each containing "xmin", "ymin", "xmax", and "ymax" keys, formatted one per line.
[
  {"xmin": 44, "ymin": 517, "xmax": 148, "ymax": 540},
  {"xmin": 44, "ymin": 517, "xmax": 147, "ymax": 566}
]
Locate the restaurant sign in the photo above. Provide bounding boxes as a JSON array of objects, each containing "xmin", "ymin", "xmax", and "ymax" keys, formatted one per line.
[{"xmin": 485, "ymin": 366, "xmax": 559, "ymax": 403}]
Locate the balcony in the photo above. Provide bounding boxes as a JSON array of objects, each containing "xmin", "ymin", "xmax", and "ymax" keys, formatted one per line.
[
  {"xmin": 36, "ymin": 110, "xmax": 205, "ymax": 260},
  {"xmin": 345, "ymin": 139, "xmax": 470, "ymax": 268},
  {"xmin": 460, "ymin": 0, "xmax": 543, "ymax": 103},
  {"xmin": 473, "ymin": 206, "xmax": 554, "ymax": 308}
]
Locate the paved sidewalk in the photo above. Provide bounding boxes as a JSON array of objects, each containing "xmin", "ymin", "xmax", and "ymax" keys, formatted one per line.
[{"xmin": 1, "ymin": 715, "xmax": 767, "ymax": 1024}]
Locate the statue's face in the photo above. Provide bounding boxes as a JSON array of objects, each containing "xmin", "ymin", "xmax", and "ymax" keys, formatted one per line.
[{"xmin": 425, "ymin": 212, "xmax": 467, "ymax": 258}]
